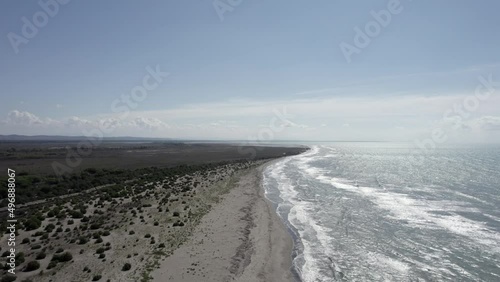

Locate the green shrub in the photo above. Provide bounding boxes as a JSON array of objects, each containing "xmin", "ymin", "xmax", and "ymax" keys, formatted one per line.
[
  {"xmin": 16, "ymin": 252, "xmax": 25, "ymax": 266},
  {"xmin": 24, "ymin": 217, "xmax": 41, "ymax": 231},
  {"xmin": 33, "ymin": 231, "xmax": 44, "ymax": 237},
  {"xmin": 1, "ymin": 274, "xmax": 16, "ymax": 282},
  {"xmin": 35, "ymin": 252, "xmax": 46, "ymax": 260},
  {"xmin": 51, "ymin": 251, "xmax": 72, "ymax": 262},
  {"xmin": 47, "ymin": 261, "xmax": 57, "ymax": 269},
  {"xmin": 70, "ymin": 210, "xmax": 84, "ymax": 218},
  {"xmin": 24, "ymin": 261, "xmax": 40, "ymax": 272},
  {"xmin": 122, "ymin": 262, "xmax": 131, "ymax": 271},
  {"xmin": 60, "ymin": 252, "xmax": 73, "ymax": 262},
  {"xmin": 78, "ymin": 237, "xmax": 88, "ymax": 245}
]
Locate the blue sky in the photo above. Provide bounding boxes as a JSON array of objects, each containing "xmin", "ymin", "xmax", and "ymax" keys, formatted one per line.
[{"xmin": 1, "ymin": 0, "xmax": 500, "ymax": 142}]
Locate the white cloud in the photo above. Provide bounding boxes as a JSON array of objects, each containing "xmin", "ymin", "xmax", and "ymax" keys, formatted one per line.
[
  {"xmin": 1, "ymin": 93, "xmax": 500, "ymax": 142},
  {"xmin": 286, "ymin": 121, "xmax": 308, "ymax": 129},
  {"xmin": 6, "ymin": 110, "xmax": 43, "ymax": 125},
  {"xmin": 131, "ymin": 117, "xmax": 169, "ymax": 130},
  {"xmin": 98, "ymin": 118, "xmax": 123, "ymax": 131},
  {"xmin": 471, "ymin": 116, "xmax": 500, "ymax": 131},
  {"xmin": 66, "ymin": 116, "xmax": 92, "ymax": 127}
]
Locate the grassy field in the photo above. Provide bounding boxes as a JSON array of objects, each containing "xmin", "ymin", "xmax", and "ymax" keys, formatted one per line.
[
  {"xmin": 0, "ymin": 141, "xmax": 306, "ymax": 174},
  {"xmin": 0, "ymin": 141, "xmax": 306, "ymax": 207}
]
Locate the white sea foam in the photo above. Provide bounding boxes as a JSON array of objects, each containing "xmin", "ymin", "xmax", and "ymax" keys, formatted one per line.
[
  {"xmin": 289, "ymin": 203, "xmax": 330, "ymax": 282},
  {"xmin": 265, "ymin": 146, "xmax": 340, "ymax": 281},
  {"xmin": 264, "ymin": 144, "xmax": 500, "ymax": 281},
  {"xmin": 309, "ymin": 162, "xmax": 500, "ymax": 255},
  {"xmin": 453, "ymin": 191, "xmax": 490, "ymax": 205}
]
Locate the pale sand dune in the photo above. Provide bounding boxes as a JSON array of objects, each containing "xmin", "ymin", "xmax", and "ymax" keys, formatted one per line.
[{"xmin": 151, "ymin": 164, "xmax": 294, "ymax": 282}]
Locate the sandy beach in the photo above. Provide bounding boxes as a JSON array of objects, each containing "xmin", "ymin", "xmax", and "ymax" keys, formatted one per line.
[
  {"xmin": 151, "ymin": 163, "xmax": 294, "ymax": 282},
  {"xmin": 0, "ymin": 143, "xmax": 306, "ymax": 282}
]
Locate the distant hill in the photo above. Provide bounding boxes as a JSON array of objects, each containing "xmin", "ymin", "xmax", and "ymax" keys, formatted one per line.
[{"xmin": 0, "ymin": 134, "xmax": 175, "ymax": 142}]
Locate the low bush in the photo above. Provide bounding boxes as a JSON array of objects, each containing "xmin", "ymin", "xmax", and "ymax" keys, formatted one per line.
[
  {"xmin": 47, "ymin": 261, "xmax": 57, "ymax": 269},
  {"xmin": 122, "ymin": 262, "xmax": 131, "ymax": 271},
  {"xmin": 51, "ymin": 251, "xmax": 72, "ymax": 262},
  {"xmin": 1, "ymin": 274, "xmax": 16, "ymax": 282},
  {"xmin": 35, "ymin": 252, "xmax": 46, "ymax": 260},
  {"xmin": 24, "ymin": 261, "xmax": 40, "ymax": 272}
]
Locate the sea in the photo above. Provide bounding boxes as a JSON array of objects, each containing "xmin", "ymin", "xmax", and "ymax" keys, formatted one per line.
[{"xmin": 263, "ymin": 142, "xmax": 500, "ymax": 282}]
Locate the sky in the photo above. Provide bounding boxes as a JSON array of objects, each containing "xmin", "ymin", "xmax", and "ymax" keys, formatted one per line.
[{"xmin": 1, "ymin": 0, "xmax": 500, "ymax": 142}]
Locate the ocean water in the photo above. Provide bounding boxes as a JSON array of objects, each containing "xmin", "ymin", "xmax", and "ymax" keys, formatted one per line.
[{"xmin": 263, "ymin": 143, "xmax": 500, "ymax": 282}]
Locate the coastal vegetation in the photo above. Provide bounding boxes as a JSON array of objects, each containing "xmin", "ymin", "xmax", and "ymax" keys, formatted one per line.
[
  {"xmin": 0, "ymin": 157, "xmax": 269, "ymax": 281},
  {"xmin": 0, "ymin": 141, "xmax": 306, "ymax": 281}
]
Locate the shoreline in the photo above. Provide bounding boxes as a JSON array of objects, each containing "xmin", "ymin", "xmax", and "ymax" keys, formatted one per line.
[
  {"xmin": 151, "ymin": 161, "xmax": 295, "ymax": 282},
  {"xmin": 262, "ymin": 159, "xmax": 304, "ymax": 282}
]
